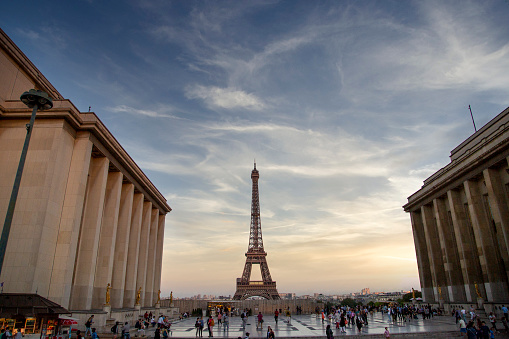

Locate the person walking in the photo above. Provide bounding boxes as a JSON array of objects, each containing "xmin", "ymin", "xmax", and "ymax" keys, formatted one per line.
[
  {"xmin": 459, "ymin": 317, "xmax": 467, "ymax": 337},
  {"xmin": 195, "ymin": 318, "xmax": 201, "ymax": 337},
  {"xmin": 339, "ymin": 313, "xmax": 346, "ymax": 333},
  {"xmin": 207, "ymin": 316, "xmax": 215, "ymax": 337},
  {"xmin": 488, "ymin": 312, "xmax": 498, "ymax": 332},
  {"xmin": 257, "ymin": 312, "xmax": 264, "ymax": 329},
  {"xmin": 85, "ymin": 316, "xmax": 94, "ymax": 337},
  {"xmin": 325, "ymin": 324, "xmax": 333, "ymax": 339},
  {"xmin": 274, "ymin": 309, "xmax": 279, "ymax": 324},
  {"xmin": 223, "ymin": 313, "xmax": 229, "ymax": 331},
  {"xmin": 122, "ymin": 322, "xmax": 131, "ymax": 339},
  {"xmin": 384, "ymin": 327, "xmax": 390, "ymax": 338}
]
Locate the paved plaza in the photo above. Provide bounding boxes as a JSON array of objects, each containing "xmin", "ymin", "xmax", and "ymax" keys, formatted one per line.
[{"xmin": 135, "ymin": 313, "xmax": 476, "ymax": 338}]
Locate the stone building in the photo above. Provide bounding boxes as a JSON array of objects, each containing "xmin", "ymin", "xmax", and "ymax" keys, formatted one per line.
[
  {"xmin": 0, "ymin": 28, "xmax": 171, "ymax": 312},
  {"xmin": 404, "ymin": 106, "xmax": 509, "ymax": 309}
]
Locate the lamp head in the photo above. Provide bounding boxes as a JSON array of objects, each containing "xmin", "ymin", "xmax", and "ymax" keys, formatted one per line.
[{"xmin": 20, "ymin": 89, "xmax": 53, "ymax": 110}]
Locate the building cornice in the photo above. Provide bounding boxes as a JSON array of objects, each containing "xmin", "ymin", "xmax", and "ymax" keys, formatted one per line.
[
  {"xmin": 0, "ymin": 28, "xmax": 63, "ymax": 101},
  {"xmin": 403, "ymin": 107, "xmax": 509, "ymax": 212},
  {"xmin": 0, "ymin": 100, "xmax": 171, "ymax": 214}
]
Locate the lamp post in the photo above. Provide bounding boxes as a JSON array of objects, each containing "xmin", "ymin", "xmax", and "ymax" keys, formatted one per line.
[{"xmin": 0, "ymin": 89, "xmax": 53, "ymax": 278}]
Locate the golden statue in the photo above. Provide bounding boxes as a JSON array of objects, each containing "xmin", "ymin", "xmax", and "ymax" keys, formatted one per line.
[
  {"xmin": 157, "ymin": 290, "xmax": 161, "ymax": 303},
  {"xmin": 106, "ymin": 283, "xmax": 111, "ymax": 305},
  {"xmin": 474, "ymin": 282, "xmax": 482, "ymax": 298},
  {"xmin": 135, "ymin": 287, "xmax": 142, "ymax": 305},
  {"xmin": 412, "ymin": 288, "xmax": 415, "ymax": 299},
  {"xmin": 170, "ymin": 291, "xmax": 173, "ymax": 306},
  {"xmin": 438, "ymin": 286, "xmax": 443, "ymax": 299}
]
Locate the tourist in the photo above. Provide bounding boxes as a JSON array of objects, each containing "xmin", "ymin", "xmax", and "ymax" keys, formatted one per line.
[
  {"xmin": 223, "ymin": 313, "xmax": 229, "ymax": 331},
  {"xmin": 466, "ymin": 321, "xmax": 477, "ymax": 339},
  {"xmin": 325, "ymin": 324, "xmax": 333, "ymax": 339},
  {"xmin": 111, "ymin": 322, "xmax": 119, "ymax": 339},
  {"xmin": 241, "ymin": 311, "xmax": 247, "ymax": 329},
  {"xmin": 268, "ymin": 328, "xmax": 275, "ymax": 339},
  {"xmin": 356, "ymin": 314, "xmax": 363, "ymax": 332},
  {"xmin": 339, "ymin": 313, "xmax": 346, "ymax": 333},
  {"xmin": 266, "ymin": 326, "xmax": 272, "ymax": 339},
  {"xmin": 257, "ymin": 312, "xmax": 264, "ymax": 329},
  {"xmin": 91, "ymin": 328, "xmax": 99, "ymax": 339},
  {"xmin": 489, "ymin": 312, "xmax": 498, "ymax": 332},
  {"xmin": 122, "ymin": 322, "xmax": 131, "ymax": 339},
  {"xmin": 76, "ymin": 330, "xmax": 83, "ymax": 339},
  {"xmin": 154, "ymin": 328, "xmax": 160, "ymax": 339},
  {"xmin": 502, "ymin": 305, "xmax": 509, "ymax": 321},
  {"xmin": 195, "ymin": 318, "xmax": 201, "ymax": 337},
  {"xmin": 459, "ymin": 317, "xmax": 467, "ymax": 337},
  {"xmin": 384, "ymin": 327, "xmax": 390, "ymax": 338},
  {"xmin": 274, "ymin": 309, "xmax": 279, "ymax": 324},
  {"xmin": 244, "ymin": 332, "xmax": 250, "ymax": 339},
  {"xmin": 480, "ymin": 321, "xmax": 490, "ymax": 339},
  {"xmin": 85, "ymin": 315, "xmax": 94, "ymax": 336},
  {"xmin": 207, "ymin": 315, "xmax": 215, "ymax": 337},
  {"xmin": 199, "ymin": 317, "xmax": 204, "ymax": 337},
  {"xmin": 13, "ymin": 330, "xmax": 21, "ymax": 339}
]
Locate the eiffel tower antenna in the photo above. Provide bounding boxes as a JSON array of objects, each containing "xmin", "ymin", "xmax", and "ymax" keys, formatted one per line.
[{"xmin": 233, "ymin": 163, "xmax": 280, "ymax": 300}]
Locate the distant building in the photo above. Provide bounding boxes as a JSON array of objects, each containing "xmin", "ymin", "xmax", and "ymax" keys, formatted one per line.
[
  {"xmin": 404, "ymin": 107, "xmax": 509, "ymax": 308},
  {"xmin": 361, "ymin": 288, "xmax": 370, "ymax": 295}
]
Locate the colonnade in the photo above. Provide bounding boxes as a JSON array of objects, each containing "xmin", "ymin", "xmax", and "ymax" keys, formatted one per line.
[
  {"xmin": 67, "ymin": 147, "xmax": 166, "ymax": 310},
  {"xmin": 409, "ymin": 159, "xmax": 509, "ymax": 304}
]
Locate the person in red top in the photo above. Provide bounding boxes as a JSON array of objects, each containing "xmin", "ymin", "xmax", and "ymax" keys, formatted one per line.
[
  {"xmin": 274, "ymin": 309, "xmax": 279, "ymax": 324},
  {"xmin": 257, "ymin": 312, "xmax": 264, "ymax": 329}
]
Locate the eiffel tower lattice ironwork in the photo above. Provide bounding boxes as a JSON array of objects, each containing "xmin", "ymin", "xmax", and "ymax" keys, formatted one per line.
[{"xmin": 233, "ymin": 163, "xmax": 280, "ymax": 300}]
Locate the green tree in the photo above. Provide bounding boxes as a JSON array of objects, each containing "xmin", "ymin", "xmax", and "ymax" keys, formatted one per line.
[
  {"xmin": 341, "ymin": 298, "xmax": 358, "ymax": 308},
  {"xmin": 402, "ymin": 290, "xmax": 422, "ymax": 302}
]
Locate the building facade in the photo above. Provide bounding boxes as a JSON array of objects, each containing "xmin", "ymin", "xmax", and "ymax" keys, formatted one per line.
[
  {"xmin": 0, "ymin": 29, "xmax": 171, "ymax": 311},
  {"xmin": 404, "ymin": 107, "xmax": 509, "ymax": 308}
]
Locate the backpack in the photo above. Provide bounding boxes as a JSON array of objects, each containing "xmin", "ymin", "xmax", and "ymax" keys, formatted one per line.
[
  {"xmin": 241, "ymin": 313, "xmax": 245, "ymax": 319},
  {"xmin": 111, "ymin": 325, "xmax": 116, "ymax": 333},
  {"xmin": 210, "ymin": 319, "xmax": 215, "ymax": 326}
]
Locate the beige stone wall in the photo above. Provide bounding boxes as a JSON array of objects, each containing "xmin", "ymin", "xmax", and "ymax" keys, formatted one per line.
[{"xmin": 0, "ymin": 28, "xmax": 171, "ymax": 312}]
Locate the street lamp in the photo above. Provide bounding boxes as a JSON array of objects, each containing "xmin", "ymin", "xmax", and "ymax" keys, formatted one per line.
[{"xmin": 0, "ymin": 89, "xmax": 53, "ymax": 278}]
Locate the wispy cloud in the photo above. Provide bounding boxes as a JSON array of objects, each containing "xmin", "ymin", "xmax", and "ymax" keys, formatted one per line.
[
  {"xmin": 185, "ymin": 85, "xmax": 266, "ymax": 111},
  {"xmin": 107, "ymin": 104, "xmax": 182, "ymax": 119}
]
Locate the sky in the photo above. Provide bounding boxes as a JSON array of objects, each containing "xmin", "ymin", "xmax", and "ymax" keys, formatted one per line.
[{"xmin": 1, "ymin": 0, "xmax": 509, "ymax": 298}]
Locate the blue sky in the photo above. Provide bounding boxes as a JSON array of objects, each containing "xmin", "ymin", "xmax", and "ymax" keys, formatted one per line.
[{"xmin": 2, "ymin": 0, "xmax": 509, "ymax": 298}]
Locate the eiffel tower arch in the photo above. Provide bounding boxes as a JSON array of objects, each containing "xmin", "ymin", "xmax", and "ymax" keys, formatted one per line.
[{"xmin": 233, "ymin": 163, "xmax": 280, "ymax": 300}]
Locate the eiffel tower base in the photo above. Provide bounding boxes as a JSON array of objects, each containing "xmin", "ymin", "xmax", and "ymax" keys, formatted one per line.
[{"xmin": 233, "ymin": 282, "xmax": 280, "ymax": 300}]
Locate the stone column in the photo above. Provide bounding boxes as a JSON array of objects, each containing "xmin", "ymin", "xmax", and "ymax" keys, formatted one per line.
[
  {"xmin": 70, "ymin": 156, "xmax": 109, "ymax": 310},
  {"xmin": 482, "ymin": 169, "xmax": 509, "ymax": 298},
  {"xmin": 153, "ymin": 214, "xmax": 166, "ymax": 303},
  {"xmin": 433, "ymin": 197, "xmax": 465, "ymax": 302},
  {"xmin": 464, "ymin": 179, "xmax": 506, "ymax": 301},
  {"xmin": 136, "ymin": 201, "xmax": 152, "ymax": 307},
  {"xmin": 123, "ymin": 192, "xmax": 143, "ymax": 308},
  {"xmin": 144, "ymin": 208, "xmax": 159, "ymax": 306},
  {"xmin": 447, "ymin": 189, "xmax": 483, "ymax": 302},
  {"xmin": 48, "ymin": 132, "xmax": 93, "ymax": 309},
  {"xmin": 92, "ymin": 171, "xmax": 123, "ymax": 308},
  {"xmin": 421, "ymin": 204, "xmax": 448, "ymax": 302},
  {"xmin": 410, "ymin": 210, "xmax": 434, "ymax": 302},
  {"xmin": 111, "ymin": 182, "xmax": 134, "ymax": 309},
  {"xmin": 484, "ymin": 169, "xmax": 509, "ymax": 283}
]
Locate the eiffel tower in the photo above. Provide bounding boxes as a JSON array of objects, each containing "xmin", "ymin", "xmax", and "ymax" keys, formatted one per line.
[{"xmin": 233, "ymin": 163, "xmax": 280, "ymax": 300}]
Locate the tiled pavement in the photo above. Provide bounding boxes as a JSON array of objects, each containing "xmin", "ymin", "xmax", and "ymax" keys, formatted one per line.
[{"xmin": 131, "ymin": 313, "xmax": 509, "ymax": 338}]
